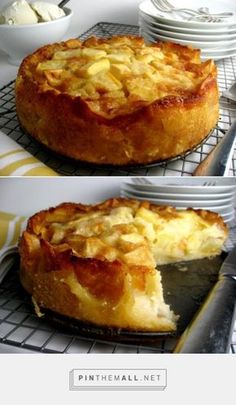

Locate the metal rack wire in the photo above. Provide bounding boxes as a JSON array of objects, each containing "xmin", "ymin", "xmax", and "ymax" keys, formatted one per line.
[
  {"xmin": 0, "ymin": 254, "xmax": 235, "ymax": 354},
  {"xmin": 0, "ymin": 22, "xmax": 236, "ymax": 176}
]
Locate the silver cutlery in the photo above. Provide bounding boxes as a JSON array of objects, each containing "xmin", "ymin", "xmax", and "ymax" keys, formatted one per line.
[
  {"xmin": 222, "ymin": 81, "xmax": 236, "ymax": 104},
  {"xmin": 151, "ymin": 0, "xmax": 233, "ymax": 21},
  {"xmin": 58, "ymin": 0, "xmax": 70, "ymax": 8},
  {"xmin": 132, "ymin": 177, "xmax": 153, "ymax": 186},
  {"xmin": 174, "ymin": 243, "xmax": 236, "ymax": 353},
  {"xmin": 193, "ymin": 121, "xmax": 236, "ymax": 176},
  {"xmin": 202, "ymin": 181, "xmax": 216, "ymax": 187}
]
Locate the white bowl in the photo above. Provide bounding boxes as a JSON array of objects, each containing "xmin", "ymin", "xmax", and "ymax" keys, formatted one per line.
[{"xmin": 0, "ymin": 7, "xmax": 73, "ymax": 65}]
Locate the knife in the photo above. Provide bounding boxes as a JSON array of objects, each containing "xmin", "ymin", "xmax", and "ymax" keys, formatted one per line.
[
  {"xmin": 174, "ymin": 245, "xmax": 236, "ymax": 353},
  {"xmin": 193, "ymin": 120, "xmax": 236, "ymax": 176}
]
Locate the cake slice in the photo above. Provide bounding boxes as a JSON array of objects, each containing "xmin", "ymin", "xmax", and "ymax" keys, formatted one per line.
[{"xmin": 19, "ymin": 198, "xmax": 228, "ymax": 332}]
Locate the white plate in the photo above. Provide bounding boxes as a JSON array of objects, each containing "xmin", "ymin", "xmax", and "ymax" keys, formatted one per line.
[
  {"xmin": 222, "ymin": 219, "xmax": 235, "ymax": 224},
  {"xmin": 121, "ymin": 196, "xmax": 232, "ymax": 208},
  {"xmin": 223, "ymin": 211, "xmax": 236, "ymax": 218},
  {"xmin": 141, "ymin": 27, "xmax": 236, "ymax": 50},
  {"xmin": 201, "ymin": 42, "xmax": 236, "ymax": 52},
  {"xmin": 120, "ymin": 194, "xmax": 234, "ymax": 211},
  {"xmin": 139, "ymin": 11, "xmax": 236, "ymax": 34},
  {"xmin": 201, "ymin": 53, "xmax": 236, "ymax": 60},
  {"xmin": 120, "ymin": 193, "xmax": 234, "ymax": 208},
  {"xmin": 217, "ymin": 207, "xmax": 236, "ymax": 215},
  {"xmin": 124, "ymin": 179, "xmax": 236, "ymax": 194},
  {"xmin": 142, "ymin": 32, "xmax": 236, "ymax": 59},
  {"xmin": 139, "ymin": 16, "xmax": 236, "ymax": 41},
  {"xmin": 121, "ymin": 186, "xmax": 235, "ymax": 201},
  {"xmin": 201, "ymin": 49, "xmax": 236, "ymax": 59},
  {"xmin": 222, "ymin": 216, "xmax": 235, "ymax": 224},
  {"xmin": 139, "ymin": 0, "xmax": 236, "ymax": 29}
]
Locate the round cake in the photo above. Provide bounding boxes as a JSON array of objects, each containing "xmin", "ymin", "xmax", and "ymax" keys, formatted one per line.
[
  {"xmin": 19, "ymin": 198, "xmax": 227, "ymax": 332},
  {"xmin": 15, "ymin": 36, "xmax": 219, "ymax": 166}
]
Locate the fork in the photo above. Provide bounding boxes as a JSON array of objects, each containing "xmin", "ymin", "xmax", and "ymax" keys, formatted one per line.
[
  {"xmin": 132, "ymin": 177, "xmax": 153, "ymax": 185},
  {"xmin": 202, "ymin": 181, "xmax": 216, "ymax": 187},
  {"xmin": 151, "ymin": 0, "xmax": 233, "ymax": 20}
]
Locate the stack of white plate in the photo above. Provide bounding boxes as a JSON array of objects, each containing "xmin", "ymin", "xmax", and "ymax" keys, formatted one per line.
[
  {"xmin": 139, "ymin": 0, "xmax": 236, "ymax": 60},
  {"xmin": 120, "ymin": 178, "xmax": 236, "ymax": 224}
]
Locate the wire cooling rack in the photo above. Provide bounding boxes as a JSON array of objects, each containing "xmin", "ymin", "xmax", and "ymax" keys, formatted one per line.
[
  {"xmin": 0, "ymin": 21, "xmax": 236, "ymax": 176},
  {"xmin": 0, "ymin": 255, "xmax": 235, "ymax": 354}
]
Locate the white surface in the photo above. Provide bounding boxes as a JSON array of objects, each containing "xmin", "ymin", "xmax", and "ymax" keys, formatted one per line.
[
  {"xmin": 0, "ymin": 177, "xmax": 126, "ymax": 216},
  {"xmin": 0, "ymin": 0, "xmax": 141, "ymax": 86}
]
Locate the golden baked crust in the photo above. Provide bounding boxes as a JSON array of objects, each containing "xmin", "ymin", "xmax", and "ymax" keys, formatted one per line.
[
  {"xmin": 15, "ymin": 36, "xmax": 219, "ymax": 166},
  {"xmin": 19, "ymin": 198, "xmax": 228, "ymax": 332}
]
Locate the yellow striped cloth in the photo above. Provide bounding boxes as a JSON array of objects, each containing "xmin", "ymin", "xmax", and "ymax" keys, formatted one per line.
[
  {"xmin": 0, "ymin": 130, "xmax": 59, "ymax": 176},
  {"xmin": 0, "ymin": 211, "xmax": 27, "ymax": 253}
]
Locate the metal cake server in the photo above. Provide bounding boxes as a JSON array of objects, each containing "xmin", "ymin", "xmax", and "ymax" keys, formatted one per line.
[
  {"xmin": 193, "ymin": 121, "xmax": 236, "ymax": 176},
  {"xmin": 174, "ymin": 244, "xmax": 236, "ymax": 353},
  {"xmin": 222, "ymin": 81, "xmax": 236, "ymax": 103}
]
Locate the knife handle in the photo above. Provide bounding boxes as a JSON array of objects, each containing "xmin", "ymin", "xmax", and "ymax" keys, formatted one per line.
[
  {"xmin": 193, "ymin": 120, "xmax": 236, "ymax": 176},
  {"xmin": 173, "ymin": 276, "xmax": 236, "ymax": 353}
]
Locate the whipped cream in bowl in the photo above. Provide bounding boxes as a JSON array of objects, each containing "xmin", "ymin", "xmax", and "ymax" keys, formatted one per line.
[
  {"xmin": 0, "ymin": 0, "xmax": 66, "ymax": 25},
  {"xmin": 0, "ymin": 0, "xmax": 72, "ymax": 65}
]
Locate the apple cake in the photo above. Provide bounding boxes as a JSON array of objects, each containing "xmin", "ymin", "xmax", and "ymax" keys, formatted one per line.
[
  {"xmin": 19, "ymin": 198, "xmax": 227, "ymax": 332},
  {"xmin": 15, "ymin": 36, "xmax": 219, "ymax": 166}
]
